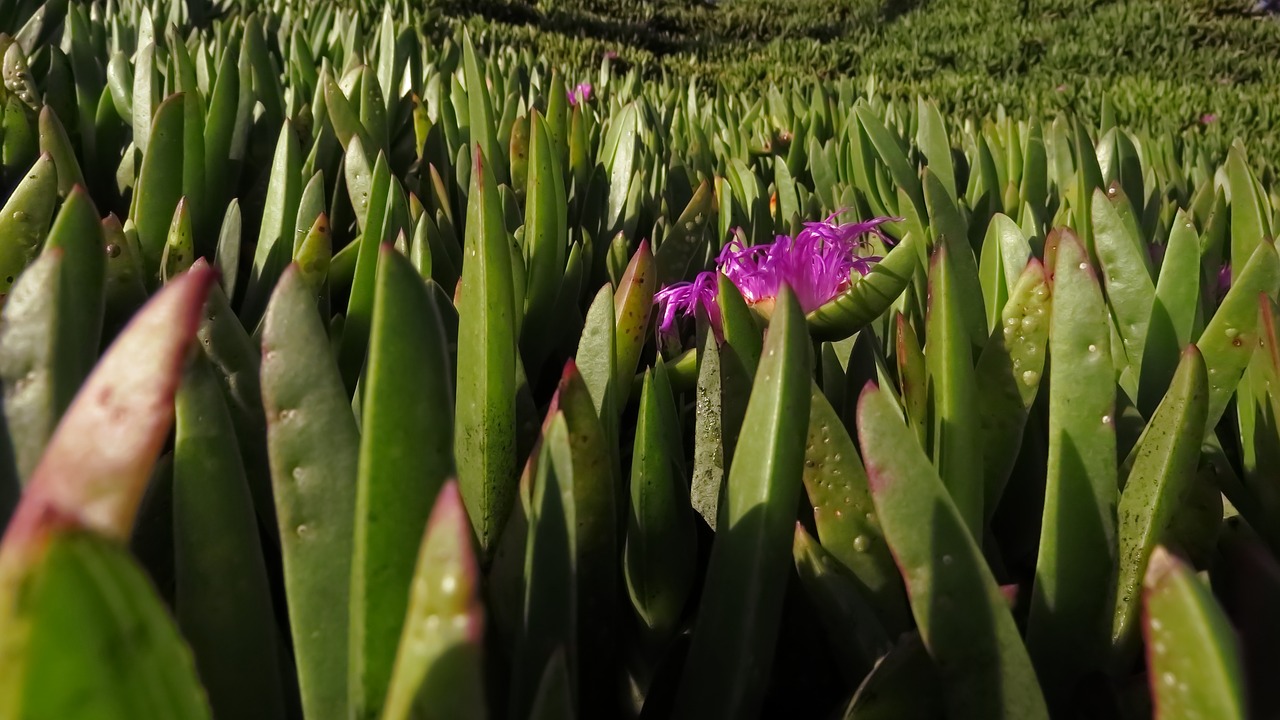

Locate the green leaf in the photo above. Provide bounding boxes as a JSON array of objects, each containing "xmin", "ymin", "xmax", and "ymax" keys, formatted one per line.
[
  {"xmin": 261, "ymin": 266, "xmax": 359, "ymax": 720},
  {"xmin": 382, "ymin": 482, "xmax": 487, "ymax": 720},
  {"xmin": 461, "ymin": 31, "xmax": 506, "ymax": 186},
  {"xmin": 173, "ymin": 354, "xmax": 286, "ymax": 720},
  {"xmin": 513, "ymin": 415, "xmax": 577, "ymax": 718},
  {"xmin": 857, "ymin": 382, "xmax": 1048, "ymax": 720},
  {"xmin": 349, "ymin": 245, "xmax": 456, "ymax": 720},
  {"xmin": 673, "ymin": 286, "xmax": 810, "ymax": 720},
  {"xmin": 0, "ymin": 188, "xmax": 106, "ymax": 482},
  {"xmin": 925, "ymin": 241, "xmax": 984, "ymax": 534},
  {"xmin": 1228, "ymin": 142, "xmax": 1270, "ymax": 272},
  {"xmin": 1026, "ymin": 230, "xmax": 1117, "ymax": 704},
  {"xmin": 916, "ymin": 98, "xmax": 955, "ymax": 200},
  {"xmin": 1139, "ymin": 211, "xmax": 1202, "ymax": 416},
  {"xmin": 0, "ymin": 534, "xmax": 213, "ymax": 719},
  {"xmin": 337, "ymin": 146, "xmax": 392, "ymax": 393},
  {"xmin": 36, "ymin": 106, "xmax": 83, "ymax": 196},
  {"xmin": 718, "ymin": 273, "xmax": 763, "ymax": 375},
  {"xmin": 0, "ymin": 153, "xmax": 58, "ymax": 303},
  {"xmin": 1111, "ymin": 346, "xmax": 1208, "ymax": 666},
  {"xmin": 455, "ymin": 145, "xmax": 517, "ymax": 560},
  {"xmin": 132, "ymin": 93, "xmax": 185, "ymax": 284},
  {"xmin": 840, "ymin": 633, "xmax": 942, "ymax": 720},
  {"xmin": 1093, "ymin": 187, "xmax": 1155, "ymax": 385},
  {"xmin": 924, "ymin": 167, "xmax": 986, "ymax": 346},
  {"xmin": 241, "ymin": 122, "xmax": 303, "ymax": 331},
  {"xmin": 1199, "ymin": 240, "xmax": 1280, "ymax": 428},
  {"xmin": 977, "ymin": 259, "xmax": 1050, "ymax": 517},
  {"xmin": 625, "ymin": 363, "xmax": 696, "ymax": 646},
  {"xmin": 808, "ymin": 231, "xmax": 919, "ymax": 341},
  {"xmin": 801, "ymin": 385, "xmax": 908, "ymax": 633},
  {"xmin": 1144, "ymin": 547, "xmax": 1245, "ymax": 720},
  {"xmin": 792, "ymin": 523, "xmax": 891, "ymax": 682},
  {"xmin": 614, "ymin": 240, "xmax": 656, "ymax": 405},
  {"xmin": 549, "ymin": 361, "xmax": 618, "ymax": 715},
  {"xmin": 655, "ymin": 178, "xmax": 717, "ymax": 285},
  {"xmin": 161, "ymin": 198, "xmax": 195, "ymax": 283},
  {"xmin": 520, "ymin": 110, "xmax": 567, "ymax": 373}
]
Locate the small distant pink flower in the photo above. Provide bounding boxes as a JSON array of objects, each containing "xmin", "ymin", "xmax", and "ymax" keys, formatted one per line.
[
  {"xmin": 1201, "ymin": 113, "xmax": 1218, "ymax": 125},
  {"xmin": 654, "ymin": 213, "xmax": 897, "ymax": 340},
  {"xmin": 1218, "ymin": 264, "xmax": 1232, "ymax": 296},
  {"xmin": 568, "ymin": 82, "xmax": 592, "ymax": 107},
  {"xmin": 604, "ymin": 50, "xmax": 619, "ymax": 61}
]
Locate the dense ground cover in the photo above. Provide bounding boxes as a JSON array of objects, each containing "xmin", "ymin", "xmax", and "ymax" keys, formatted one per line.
[
  {"xmin": 450, "ymin": 0, "xmax": 1280, "ymax": 163},
  {"xmin": 0, "ymin": 0, "xmax": 1276, "ymax": 719}
]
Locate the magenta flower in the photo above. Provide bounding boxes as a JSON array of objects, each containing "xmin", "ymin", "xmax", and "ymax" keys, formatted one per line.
[
  {"xmin": 568, "ymin": 82, "xmax": 592, "ymax": 107},
  {"xmin": 654, "ymin": 270, "xmax": 720, "ymax": 338},
  {"xmin": 654, "ymin": 213, "xmax": 897, "ymax": 339},
  {"xmin": 1218, "ymin": 263, "xmax": 1232, "ymax": 296},
  {"xmin": 1201, "ymin": 113, "xmax": 1219, "ymax": 125}
]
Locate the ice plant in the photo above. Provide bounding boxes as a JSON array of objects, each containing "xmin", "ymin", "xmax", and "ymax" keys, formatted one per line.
[
  {"xmin": 654, "ymin": 213, "xmax": 896, "ymax": 339},
  {"xmin": 569, "ymin": 82, "xmax": 593, "ymax": 106}
]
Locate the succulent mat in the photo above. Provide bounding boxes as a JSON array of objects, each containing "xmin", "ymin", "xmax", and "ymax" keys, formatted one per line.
[{"xmin": 0, "ymin": 2, "xmax": 1277, "ymax": 719}]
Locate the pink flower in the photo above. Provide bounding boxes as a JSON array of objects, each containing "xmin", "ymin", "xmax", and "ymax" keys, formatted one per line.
[
  {"xmin": 654, "ymin": 213, "xmax": 896, "ymax": 339},
  {"xmin": 568, "ymin": 82, "xmax": 592, "ymax": 107},
  {"xmin": 654, "ymin": 270, "xmax": 719, "ymax": 339},
  {"xmin": 1201, "ymin": 113, "xmax": 1219, "ymax": 125}
]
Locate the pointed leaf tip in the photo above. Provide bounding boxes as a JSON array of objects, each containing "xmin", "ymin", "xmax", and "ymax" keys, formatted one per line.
[{"xmin": 3, "ymin": 264, "xmax": 216, "ymax": 551}]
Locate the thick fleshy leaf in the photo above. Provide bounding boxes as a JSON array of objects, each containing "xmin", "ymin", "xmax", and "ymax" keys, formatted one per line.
[
  {"xmin": 349, "ymin": 246, "xmax": 456, "ymax": 720},
  {"xmin": 1111, "ymin": 346, "xmax": 1208, "ymax": 665},
  {"xmin": 807, "ymin": 231, "xmax": 919, "ymax": 341},
  {"xmin": 925, "ymin": 241, "xmax": 983, "ymax": 534},
  {"xmin": 1026, "ymin": 230, "xmax": 1117, "ymax": 704},
  {"xmin": 1144, "ymin": 547, "xmax": 1245, "ymax": 720},
  {"xmin": 173, "ymin": 354, "xmax": 286, "ymax": 720},
  {"xmin": 381, "ymin": 482, "xmax": 486, "ymax": 720},
  {"xmin": 801, "ymin": 385, "xmax": 907, "ymax": 633},
  {"xmin": 261, "ymin": 266, "xmax": 359, "ymax": 720},
  {"xmin": 625, "ymin": 363, "xmax": 695, "ymax": 645},
  {"xmin": 673, "ymin": 285, "xmax": 810, "ymax": 720},
  {"xmin": 977, "ymin": 258, "xmax": 1050, "ymax": 517},
  {"xmin": 0, "ymin": 153, "xmax": 57, "ymax": 303},
  {"xmin": 857, "ymin": 382, "xmax": 1048, "ymax": 720},
  {"xmin": 454, "ymin": 145, "xmax": 517, "ymax": 560}
]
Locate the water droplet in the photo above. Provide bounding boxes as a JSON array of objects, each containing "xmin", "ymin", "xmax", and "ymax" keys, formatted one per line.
[
  {"xmin": 942, "ymin": 554, "xmax": 954, "ymax": 566},
  {"xmin": 1022, "ymin": 370, "xmax": 1040, "ymax": 385},
  {"xmin": 1162, "ymin": 672, "xmax": 1177, "ymax": 687},
  {"xmin": 834, "ymin": 510, "xmax": 844, "ymax": 518},
  {"xmin": 1225, "ymin": 327, "xmax": 1240, "ymax": 339},
  {"xmin": 12, "ymin": 211, "xmax": 27, "ymax": 222},
  {"xmin": 1102, "ymin": 415, "xmax": 1112, "ymax": 424},
  {"xmin": 1151, "ymin": 618, "xmax": 1163, "ymax": 631},
  {"xmin": 853, "ymin": 535, "xmax": 871, "ymax": 552},
  {"xmin": 106, "ymin": 243, "xmax": 121, "ymax": 258},
  {"xmin": 1088, "ymin": 344, "xmax": 1098, "ymax": 353},
  {"xmin": 295, "ymin": 524, "xmax": 309, "ymax": 537},
  {"xmin": 1079, "ymin": 261, "xmax": 1088, "ymax": 270},
  {"xmin": 292, "ymin": 467, "xmax": 305, "ymax": 481},
  {"xmin": 1153, "ymin": 641, "xmax": 1166, "ymax": 655}
]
